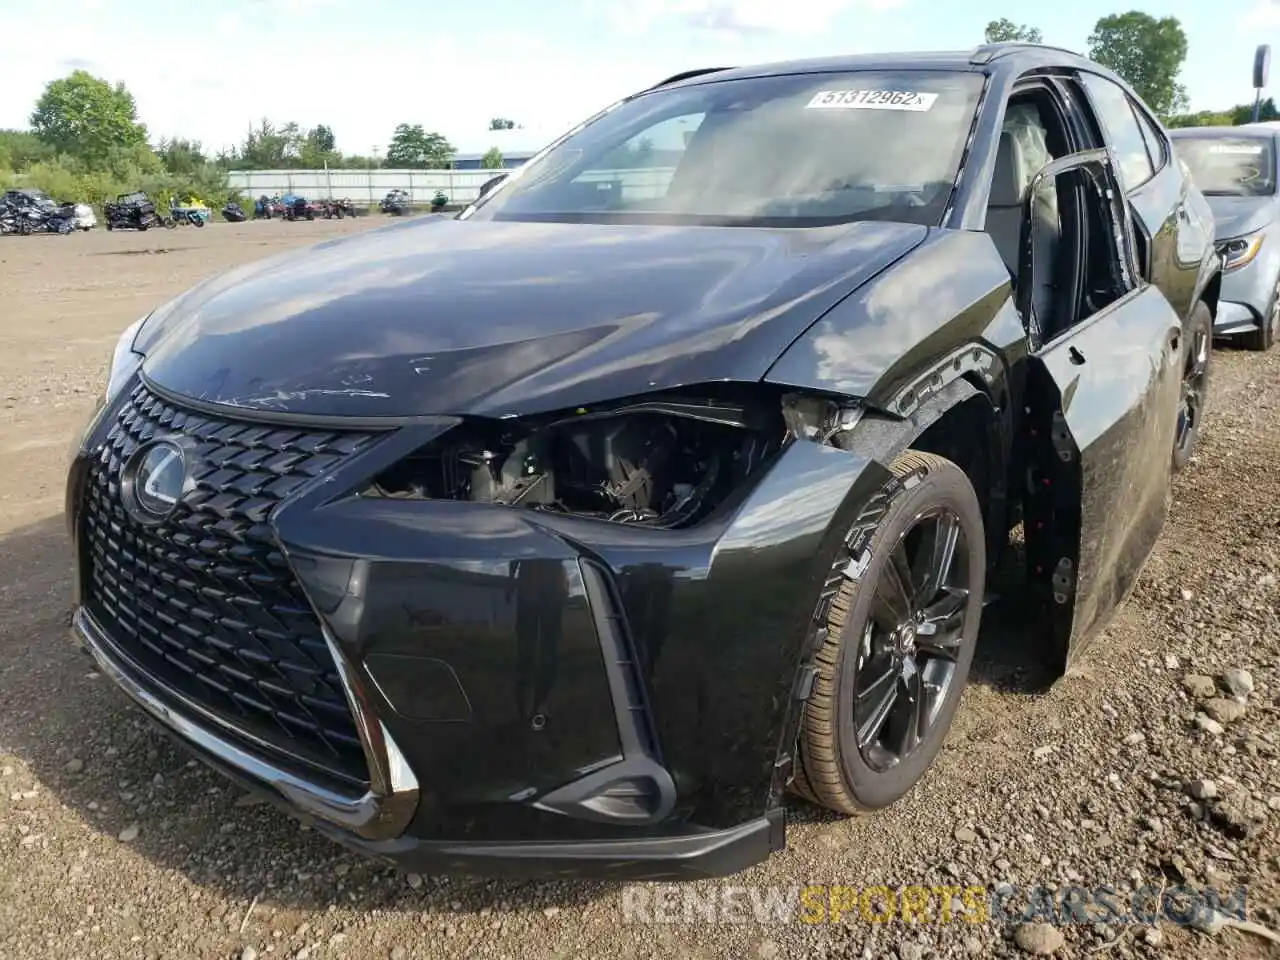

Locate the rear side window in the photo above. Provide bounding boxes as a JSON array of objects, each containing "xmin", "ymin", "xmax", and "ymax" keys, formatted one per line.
[{"xmin": 1079, "ymin": 74, "xmax": 1155, "ymax": 190}]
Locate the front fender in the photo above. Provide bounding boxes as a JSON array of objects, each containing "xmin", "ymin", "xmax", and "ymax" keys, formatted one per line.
[{"xmin": 763, "ymin": 230, "xmax": 1024, "ymax": 410}]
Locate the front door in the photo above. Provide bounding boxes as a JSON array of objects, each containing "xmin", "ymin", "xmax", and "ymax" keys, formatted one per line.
[{"xmin": 1017, "ymin": 151, "xmax": 1184, "ymax": 669}]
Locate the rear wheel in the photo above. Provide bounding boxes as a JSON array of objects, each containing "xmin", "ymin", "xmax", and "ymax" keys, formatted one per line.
[
  {"xmin": 792, "ymin": 450, "xmax": 985, "ymax": 814},
  {"xmin": 1243, "ymin": 280, "xmax": 1279, "ymax": 352},
  {"xmin": 1172, "ymin": 301, "xmax": 1213, "ymax": 472}
]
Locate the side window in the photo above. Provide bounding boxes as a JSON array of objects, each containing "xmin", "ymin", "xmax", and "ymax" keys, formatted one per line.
[
  {"xmin": 1079, "ymin": 75, "xmax": 1155, "ymax": 190},
  {"xmin": 1132, "ymin": 105, "xmax": 1167, "ymax": 172}
]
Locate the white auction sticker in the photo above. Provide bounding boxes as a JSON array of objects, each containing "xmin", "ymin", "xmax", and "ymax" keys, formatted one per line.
[{"xmin": 805, "ymin": 89, "xmax": 938, "ymax": 111}]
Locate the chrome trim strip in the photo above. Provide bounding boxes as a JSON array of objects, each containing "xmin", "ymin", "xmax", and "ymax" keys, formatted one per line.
[{"xmin": 73, "ymin": 607, "xmax": 420, "ymax": 841}]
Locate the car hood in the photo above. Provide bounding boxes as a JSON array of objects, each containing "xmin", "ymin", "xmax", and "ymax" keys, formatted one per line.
[
  {"xmin": 1204, "ymin": 195, "xmax": 1277, "ymax": 240},
  {"xmin": 136, "ymin": 216, "xmax": 927, "ymax": 419}
]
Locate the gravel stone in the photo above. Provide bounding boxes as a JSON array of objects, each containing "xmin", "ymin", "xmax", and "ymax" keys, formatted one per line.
[
  {"xmin": 1186, "ymin": 779, "xmax": 1218, "ymax": 800},
  {"xmin": 1220, "ymin": 668, "xmax": 1254, "ymax": 698},
  {"xmin": 1195, "ymin": 713, "xmax": 1226, "ymax": 736},
  {"xmin": 1204, "ymin": 698, "xmax": 1247, "ymax": 724},
  {"xmin": 1013, "ymin": 922, "xmax": 1065, "ymax": 955},
  {"xmin": 116, "ymin": 824, "xmax": 139, "ymax": 843},
  {"xmin": 1182, "ymin": 674, "xmax": 1217, "ymax": 699}
]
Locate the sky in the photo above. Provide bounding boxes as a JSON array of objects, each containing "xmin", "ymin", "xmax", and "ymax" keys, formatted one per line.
[{"xmin": 4, "ymin": 0, "xmax": 1280, "ymax": 159}]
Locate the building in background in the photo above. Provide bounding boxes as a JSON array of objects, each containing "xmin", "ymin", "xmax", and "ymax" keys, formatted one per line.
[
  {"xmin": 450, "ymin": 127, "xmax": 551, "ymax": 169},
  {"xmin": 451, "ymin": 150, "xmax": 537, "ymax": 170}
]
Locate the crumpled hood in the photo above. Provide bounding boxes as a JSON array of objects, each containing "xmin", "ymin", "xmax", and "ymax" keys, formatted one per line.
[
  {"xmin": 136, "ymin": 216, "xmax": 927, "ymax": 419},
  {"xmin": 1205, "ymin": 195, "xmax": 1278, "ymax": 241}
]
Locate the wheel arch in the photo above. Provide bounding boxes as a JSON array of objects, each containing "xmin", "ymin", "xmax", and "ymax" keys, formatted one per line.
[
  {"xmin": 837, "ymin": 376, "xmax": 1008, "ymax": 569},
  {"xmin": 768, "ymin": 376, "xmax": 1006, "ymax": 807}
]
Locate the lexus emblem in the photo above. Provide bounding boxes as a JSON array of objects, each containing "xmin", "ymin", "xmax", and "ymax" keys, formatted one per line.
[{"xmin": 123, "ymin": 440, "xmax": 187, "ymax": 523}]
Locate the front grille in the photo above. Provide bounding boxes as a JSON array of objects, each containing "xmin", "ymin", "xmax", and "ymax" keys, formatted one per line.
[{"xmin": 82, "ymin": 383, "xmax": 381, "ymax": 787}]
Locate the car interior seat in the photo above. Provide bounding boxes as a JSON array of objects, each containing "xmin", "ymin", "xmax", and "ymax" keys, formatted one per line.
[{"xmin": 986, "ymin": 105, "xmax": 1062, "ymax": 339}]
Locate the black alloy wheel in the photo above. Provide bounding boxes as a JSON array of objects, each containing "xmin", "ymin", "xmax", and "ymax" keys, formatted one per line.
[
  {"xmin": 793, "ymin": 450, "xmax": 985, "ymax": 814},
  {"xmin": 1172, "ymin": 301, "xmax": 1213, "ymax": 473}
]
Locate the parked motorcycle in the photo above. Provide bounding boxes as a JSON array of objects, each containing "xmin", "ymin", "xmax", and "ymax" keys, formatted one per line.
[
  {"xmin": 169, "ymin": 197, "xmax": 208, "ymax": 227},
  {"xmin": 380, "ymin": 188, "xmax": 411, "ymax": 215},
  {"xmin": 222, "ymin": 201, "xmax": 247, "ymax": 223},
  {"xmin": 104, "ymin": 192, "xmax": 172, "ymax": 231},
  {"xmin": 321, "ymin": 197, "xmax": 356, "ymax": 219},
  {"xmin": 254, "ymin": 195, "xmax": 284, "ymax": 219},
  {"xmin": 1, "ymin": 189, "xmax": 74, "ymax": 235}
]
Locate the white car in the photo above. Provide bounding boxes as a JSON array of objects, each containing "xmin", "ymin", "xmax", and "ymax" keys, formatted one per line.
[{"xmin": 71, "ymin": 203, "xmax": 97, "ymax": 231}]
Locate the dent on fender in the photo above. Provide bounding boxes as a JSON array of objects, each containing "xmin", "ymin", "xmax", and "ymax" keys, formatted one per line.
[{"xmin": 764, "ymin": 231, "xmax": 1023, "ymax": 406}]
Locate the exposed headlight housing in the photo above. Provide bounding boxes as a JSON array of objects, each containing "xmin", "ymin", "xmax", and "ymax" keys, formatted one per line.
[
  {"xmin": 1218, "ymin": 232, "xmax": 1264, "ymax": 272},
  {"xmin": 363, "ymin": 389, "xmax": 866, "ymax": 529},
  {"xmin": 365, "ymin": 393, "xmax": 789, "ymax": 529}
]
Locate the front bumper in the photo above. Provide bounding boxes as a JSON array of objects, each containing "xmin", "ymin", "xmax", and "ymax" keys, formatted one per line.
[
  {"xmin": 1213, "ymin": 300, "xmax": 1263, "ymax": 337},
  {"xmin": 67, "ymin": 379, "xmax": 886, "ymax": 878},
  {"xmin": 72, "ymin": 605, "xmax": 780, "ymax": 879}
]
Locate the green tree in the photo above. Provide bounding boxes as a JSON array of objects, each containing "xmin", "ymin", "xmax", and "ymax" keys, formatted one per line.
[
  {"xmin": 984, "ymin": 19, "xmax": 1043, "ymax": 43},
  {"xmin": 489, "ymin": 117, "xmax": 516, "ymax": 130},
  {"xmin": 30, "ymin": 71, "xmax": 148, "ymax": 166},
  {"xmin": 481, "ymin": 146, "xmax": 504, "ymax": 169},
  {"xmin": 308, "ymin": 124, "xmax": 336, "ymax": 153},
  {"xmin": 0, "ymin": 129, "xmax": 55, "ymax": 172},
  {"xmin": 156, "ymin": 138, "xmax": 208, "ymax": 176},
  {"xmin": 1087, "ymin": 11, "xmax": 1189, "ymax": 116},
  {"xmin": 385, "ymin": 123, "xmax": 455, "ymax": 168}
]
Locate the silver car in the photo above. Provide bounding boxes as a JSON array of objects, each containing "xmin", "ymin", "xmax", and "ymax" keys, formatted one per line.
[{"xmin": 1170, "ymin": 124, "xmax": 1280, "ymax": 351}]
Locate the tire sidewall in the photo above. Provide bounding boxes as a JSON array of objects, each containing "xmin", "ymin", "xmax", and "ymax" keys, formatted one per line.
[
  {"xmin": 832, "ymin": 461, "xmax": 986, "ymax": 809},
  {"xmin": 1173, "ymin": 302, "xmax": 1213, "ymax": 471}
]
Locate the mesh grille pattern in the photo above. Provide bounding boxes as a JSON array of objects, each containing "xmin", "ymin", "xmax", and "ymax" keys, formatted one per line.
[{"xmin": 82, "ymin": 384, "xmax": 380, "ymax": 786}]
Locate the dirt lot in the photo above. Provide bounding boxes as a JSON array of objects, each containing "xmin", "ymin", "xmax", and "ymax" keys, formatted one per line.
[{"xmin": 0, "ymin": 220, "xmax": 1278, "ymax": 960}]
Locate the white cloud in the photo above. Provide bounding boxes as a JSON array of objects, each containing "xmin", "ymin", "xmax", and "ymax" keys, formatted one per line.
[
  {"xmin": 1243, "ymin": 1, "xmax": 1280, "ymax": 28},
  {"xmin": 601, "ymin": 0, "xmax": 902, "ymax": 37}
]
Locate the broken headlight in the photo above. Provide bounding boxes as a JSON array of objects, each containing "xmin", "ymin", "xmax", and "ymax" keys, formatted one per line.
[{"xmin": 365, "ymin": 396, "xmax": 788, "ymax": 528}]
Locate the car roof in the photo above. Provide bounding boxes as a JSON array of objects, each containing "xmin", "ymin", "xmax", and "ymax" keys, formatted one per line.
[{"xmin": 652, "ymin": 43, "xmax": 1098, "ymax": 91}]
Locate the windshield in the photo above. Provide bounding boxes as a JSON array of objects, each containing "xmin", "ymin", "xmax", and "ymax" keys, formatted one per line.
[
  {"xmin": 468, "ymin": 70, "xmax": 985, "ymax": 227},
  {"xmin": 1173, "ymin": 136, "xmax": 1276, "ymax": 197}
]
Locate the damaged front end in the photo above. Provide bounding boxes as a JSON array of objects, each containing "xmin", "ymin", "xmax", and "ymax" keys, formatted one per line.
[{"xmin": 69, "ymin": 376, "xmax": 884, "ymax": 877}]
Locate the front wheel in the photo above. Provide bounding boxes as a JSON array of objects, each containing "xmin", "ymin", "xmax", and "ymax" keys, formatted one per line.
[
  {"xmin": 1172, "ymin": 301, "xmax": 1213, "ymax": 473},
  {"xmin": 792, "ymin": 450, "xmax": 985, "ymax": 814}
]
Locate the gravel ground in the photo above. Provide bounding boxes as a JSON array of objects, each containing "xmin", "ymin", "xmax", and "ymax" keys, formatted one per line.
[{"xmin": 0, "ymin": 220, "xmax": 1277, "ymax": 960}]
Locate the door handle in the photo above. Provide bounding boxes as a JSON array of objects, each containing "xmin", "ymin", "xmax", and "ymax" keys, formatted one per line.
[
  {"xmin": 1169, "ymin": 332, "xmax": 1181, "ymax": 354},
  {"xmin": 1068, "ymin": 346, "xmax": 1086, "ymax": 365}
]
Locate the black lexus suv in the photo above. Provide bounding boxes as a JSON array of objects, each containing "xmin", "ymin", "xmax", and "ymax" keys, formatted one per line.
[{"xmin": 67, "ymin": 43, "xmax": 1219, "ymax": 879}]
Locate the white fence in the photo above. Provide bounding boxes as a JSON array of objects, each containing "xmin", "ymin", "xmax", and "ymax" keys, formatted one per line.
[
  {"xmin": 227, "ymin": 168, "xmax": 507, "ymax": 206},
  {"xmin": 227, "ymin": 167, "xmax": 679, "ymax": 206}
]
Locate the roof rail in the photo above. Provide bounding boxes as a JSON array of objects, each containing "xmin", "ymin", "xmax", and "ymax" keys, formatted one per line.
[
  {"xmin": 969, "ymin": 42, "xmax": 1082, "ymax": 65},
  {"xmin": 651, "ymin": 67, "xmax": 733, "ymax": 89}
]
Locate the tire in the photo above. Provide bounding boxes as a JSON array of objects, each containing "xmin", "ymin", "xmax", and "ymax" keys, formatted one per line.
[
  {"xmin": 792, "ymin": 450, "xmax": 985, "ymax": 814},
  {"xmin": 1172, "ymin": 301, "xmax": 1213, "ymax": 473},
  {"xmin": 1242, "ymin": 280, "xmax": 1279, "ymax": 352},
  {"xmin": 194, "ymin": 217, "xmax": 205, "ymax": 228}
]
